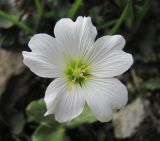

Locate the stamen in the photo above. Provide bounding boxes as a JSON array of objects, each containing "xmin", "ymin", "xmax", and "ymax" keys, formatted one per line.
[{"xmin": 64, "ymin": 58, "xmax": 91, "ymax": 86}]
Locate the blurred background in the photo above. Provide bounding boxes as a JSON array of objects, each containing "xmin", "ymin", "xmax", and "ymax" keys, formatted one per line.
[{"xmin": 0, "ymin": 0, "xmax": 160, "ymax": 141}]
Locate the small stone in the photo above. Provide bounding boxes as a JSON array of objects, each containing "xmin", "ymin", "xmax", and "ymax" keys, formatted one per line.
[
  {"xmin": 113, "ymin": 98, "xmax": 146, "ymax": 138},
  {"xmin": 0, "ymin": 48, "xmax": 25, "ymax": 96}
]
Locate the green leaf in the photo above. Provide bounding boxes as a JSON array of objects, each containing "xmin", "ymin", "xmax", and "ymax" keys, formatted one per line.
[
  {"xmin": 134, "ymin": 0, "xmax": 151, "ymax": 32},
  {"xmin": 0, "ymin": 10, "xmax": 34, "ymax": 34},
  {"xmin": 141, "ymin": 79, "xmax": 160, "ymax": 91},
  {"xmin": 26, "ymin": 99, "xmax": 58, "ymax": 127},
  {"xmin": 32, "ymin": 126, "xmax": 69, "ymax": 141},
  {"xmin": 0, "ymin": 1, "xmax": 20, "ymax": 29},
  {"xmin": 27, "ymin": 99, "xmax": 97, "ymax": 128},
  {"xmin": 126, "ymin": 0, "xmax": 135, "ymax": 29},
  {"xmin": 9, "ymin": 111, "xmax": 25, "ymax": 135},
  {"xmin": 67, "ymin": 0, "xmax": 82, "ymax": 19},
  {"xmin": 34, "ymin": 0, "xmax": 44, "ymax": 16},
  {"xmin": 98, "ymin": 19, "xmax": 117, "ymax": 30},
  {"xmin": 109, "ymin": 1, "xmax": 129, "ymax": 35},
  {"xmin": 67, "ymin": 105, "xmax": 96, "ymax": 128}
]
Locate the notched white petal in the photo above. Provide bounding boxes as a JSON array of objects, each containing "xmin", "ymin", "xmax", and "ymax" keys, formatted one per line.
[
  {"xmin": 93, "ymin": 77, "xmax": 128, "ymax": 109},
  {"xmin": 82, "ymin": 77, "xmax": 128, "ymax": 122},
  {"xmin": 87, "ymin": 35, "xmax": 126, "ymax": 64},
  {"xmin": 54, "ymin": 16, "xmax": 97, "ymax": 58},
  {"xmin": 28, "ymin": 33, "xmax": 65, "ymax": 70},
  {"xmin": 44, "ymin": 78, "xmax": 85, "ymax": 122},
  {"xmin": 54, "ymin": 85, "xmax": 85, "ymax": 122},
  {"xmin": 82, "ymin": 78, "xmax": 113, "ymax": 122},
  {"xmin": 95, "ymin": 35, "xmax": 125, "ymax": 51},
  {"xmin": 91, "ymin": 51, "xmax": 133, "ymax": 77},
  {"xmin": 44, "ymin": 78, "xmax": 66, "ymax": 116},
  {"xmin": 28, "ymin": 33, "xmax": 57, "ymax": 52},
  {"xmin": 22, "ymin": 51, "xmax": 60, "ymax": 78}
]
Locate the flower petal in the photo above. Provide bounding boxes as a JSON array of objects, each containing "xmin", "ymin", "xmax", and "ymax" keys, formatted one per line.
[
  {"xmin": 28, "ymin": 33, "xmax": 65, "ymax": 70},
  {"xmin": 22, "ymin": 51, "xmax": 60, "ymax": 78},
  {"xmin": 44, "ymin": 78, "xmax": 66, "ymax": 116},
  {"xmin": 54, "ymin": 16, "xmax": 97, "ymax": 58},
  {"xmin": 44, "ymin": 78, "xmax": 85, "ymax": 122},
  {"xmin": 90, "ymin": 51, "xmax": 133, "ymax": 77},
  {"xmin": 82, "ymin": 79, "xmax": 112, "ymax": 122},
  {"xmin": 54, "ymin": 85, "xmax": 85, "ymax": 122},
  {"xmin": 87, "ymin": 35, "xmax": 125, "ymax": 64},
  {"xmin": 83, "ymin": 77, "xmax": 128, "ymax": 122}
]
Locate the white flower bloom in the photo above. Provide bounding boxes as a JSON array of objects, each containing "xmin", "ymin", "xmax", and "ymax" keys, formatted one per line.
[{"xmin": 22, "ymin": 16, "xmax": 133, "ymax": 123}]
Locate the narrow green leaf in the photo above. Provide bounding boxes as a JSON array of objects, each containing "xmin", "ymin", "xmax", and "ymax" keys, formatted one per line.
[
  {"xmin": 134, "ymin": 0, "xmax": 151, "ymax": 31},
  {"xmin": 98, "ymin": 19, "xmax": 117, "ymax": 30},
  {"xmin": 32, "ymin": 126, "xmax": 69, "ymax": 141},
  {"xmin": 126, "ymin": 0, "xmax": 135, "ymax": 29},
  {"xmin": 67, "ymin": 105, "xmax": 96, "ymax": 128},
  {"xmin": 109, "ymin": 1, "xmax": 129, "ymax": 35},
  {"xmin": 67, "ymin": 0, "xmax": 82, "ymax": 19},
  {"xmin": 0, "ymin": 10, "xmax": 34, "ymax": 34},
  {"xmin": 34, "ymin": 0, "xmax": 44, "ymax": 16}
]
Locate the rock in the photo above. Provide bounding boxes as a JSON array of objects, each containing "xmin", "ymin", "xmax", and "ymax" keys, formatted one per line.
[
  {"xmin": 0, "ymin": 48, "xmax": 25, "ymax": 96},
  {"xmin": 113, "ymin": 98, "xmax": 146, "ymax": 138}
]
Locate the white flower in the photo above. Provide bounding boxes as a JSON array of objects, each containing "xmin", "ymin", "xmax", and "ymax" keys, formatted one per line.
[{"xmin": 22, "ymin": 16, "xmax": 133, "ymax": 123}]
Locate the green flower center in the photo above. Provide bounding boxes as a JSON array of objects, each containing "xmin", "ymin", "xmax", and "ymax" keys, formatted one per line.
[{"xmin": 64, "ymin": 58, "xmax": 91, "ymax": 86}]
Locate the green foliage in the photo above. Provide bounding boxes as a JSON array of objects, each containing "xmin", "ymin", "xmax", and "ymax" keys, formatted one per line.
[
  {"xmin": 26, "ymin": 99, "xmax": 58, "ymax": 127},
  {"xmin": 26, "ymin": 98, "xmax": 96, "ymax": 141},
  {"xmin": 98, "ymin": 20, "xmax": 117, "ymax": 30},
  {"xmin": 126, "ymin": 0, "xmax": 135, "ymax": 29},
  {"xmin": 34, "ymin": 0, "xmax": 44, "ymax": 16},
  {"xmin": 67, "ymin": 0, "xmax": 82, "ymax": 19},
  {"xmin": 109, "ymin": 0, "xmax": 129, "ymax": 35},
  {"xmin": 134, "ymin": 0, "xmax": 151, "ymax": 31},
  {"xmin": 9, "ymin": 111, "xmax": 25, "ymax": 135},
  {"xmin": 26, "ymin": 99, "xmax": 97, "ymax": 128},
  {"xmin": 67, "ymin": 105, "xmax": 96, "ymax": 128},
  {"xmin": 32, "ymin": 126, "xmax": 69, "ymax": 141},
  {"xmin": 141, "ymin": 79, "xmax": 160, "ymax": 91},
  {"xmin": 0, "ymin": 10, "xmax": 34, "ymax": 34},
  {"xmin": 27, "ymin": 100, "xmax": 69, "ymax": 141},
  {"xmin": 0, "ymin": 17, "xmax": 13, "ymax": 29}
]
